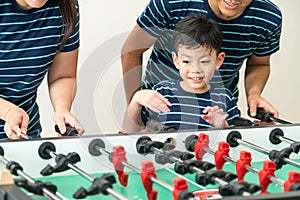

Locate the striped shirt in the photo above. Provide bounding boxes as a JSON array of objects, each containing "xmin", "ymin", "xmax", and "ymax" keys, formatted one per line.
[
  {"xmin": 142, "ymin": 80, "xmax": 240, "ymax": 130},
  {"xmin": 137, "ymin": 0, "xmax": 282, "ymax": 100},
  {"xmin": 0, "ymin": 0, "xmax": 80, "ymax": 139}
]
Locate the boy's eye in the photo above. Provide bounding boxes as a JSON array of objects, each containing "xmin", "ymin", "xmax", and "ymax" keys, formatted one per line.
[
  {"xmin": 201, "ymin": 60, "xmax": 210, "ymax": 64},
  {"xmin": 182, "ymin": 60, "xmax": 190, "ymax": 64}
]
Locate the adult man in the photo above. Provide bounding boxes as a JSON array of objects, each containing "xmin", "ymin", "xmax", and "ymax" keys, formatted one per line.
[{"xmin": 121, "ymin": 0, "xmax": 282, "ymax": 118}]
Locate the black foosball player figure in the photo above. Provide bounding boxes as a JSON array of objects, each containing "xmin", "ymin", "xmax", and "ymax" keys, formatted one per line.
[{"xmin": 38, "ymin": 141, "xmax": 128, "ymax": 199}]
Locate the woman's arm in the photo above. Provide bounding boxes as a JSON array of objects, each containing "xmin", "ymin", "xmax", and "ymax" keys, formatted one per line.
[{"xmin": 47, "ymin": 49, "xmax": 84, "ymax": 135}]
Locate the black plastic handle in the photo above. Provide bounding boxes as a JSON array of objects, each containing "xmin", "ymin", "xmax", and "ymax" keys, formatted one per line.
[
  {"xmin": 54, "ymin": 124, "xmax": 78, "ymax": 136},
  {"xmin": 247, "ymin": 107, "xmax": 273, "ymax": 122}
]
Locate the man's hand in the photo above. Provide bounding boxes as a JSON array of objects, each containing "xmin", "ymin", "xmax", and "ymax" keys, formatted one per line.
[{"xmin": 247, "ymin": 93, "xmax": 279, "ymax": 118}]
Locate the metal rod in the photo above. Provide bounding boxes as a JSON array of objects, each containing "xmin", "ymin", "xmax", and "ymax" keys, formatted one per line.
[
  {"xmin": 150, "ymin": 176, "xmax": 174, "ymax": 191},
  {"xmin": 278, "ymin": 135, "xmax": 296, "ymax": 144},
  {"xmin": 47, "ymin": 150, "xmax": 94, "ymax": 182},
  {"xmin": 106, "ymin": 188, "xmax": 129, "ymax": 200},
  {"xmin": 95, "ymin": 146, "xmax": 111, "ymax": 157},
  {"xmin": 122, "ymin": 162, "xmax": 140, "ymax": 172},
  {"xmin": 235, "ymin": 138, "xmax": 300, "ymax": 169},
  {"xmin": 204, "ymin": 144, "xmax": 286, "ymax": 188},
  {"xmin": 95, "ymin": 144, "xmax": 178, "ymax": 197},
  {"xmin": 0, "ymin": 156, "xmax": 62, "ymax": 200},
  {"xmin": 153, "ymin": 147, "xmax": 236, "ymax": 190},
  {"xmin": 269, "ymin": 175, "xmax": 285, "ymax": 186},
  {"xmin": 47, "ymin": 149, "xmax": 129, "ymax": 200},
  {"xmin": 165, "ymin": 168, "xmax": 206, "ymax": 190},
  {"xmin": 68, "ymin": 165, "xmax": 94, "ymax": 182},
  {"xmin": 235, "ymin": 139, "xmax": 270, "ymax": 155},
  {"xmin": 244, "ymin": 165, "xmax": 259, "ymax": 174}
]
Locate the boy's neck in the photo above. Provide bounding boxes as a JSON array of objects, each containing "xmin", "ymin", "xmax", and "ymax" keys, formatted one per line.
[{"xmin": 179, "ymin": 81, "xmax": 211, "ymax": 94}]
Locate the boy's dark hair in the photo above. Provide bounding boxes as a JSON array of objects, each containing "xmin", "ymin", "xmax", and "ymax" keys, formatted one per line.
[{"xmin": 173, "ymin": 15, "xmax": 223, "ymax": 54}]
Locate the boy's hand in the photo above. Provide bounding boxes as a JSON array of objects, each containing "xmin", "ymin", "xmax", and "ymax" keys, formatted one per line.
[
  {"xmin": 132, "ymin": 90, "xmax": 172, "ymax": 113},
  {"xmin": 201, "ymin": 106, "xmax": 229, "ymax": 128}
]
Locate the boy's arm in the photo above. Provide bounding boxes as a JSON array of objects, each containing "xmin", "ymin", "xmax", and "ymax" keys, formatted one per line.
[
  {"xmin": 122, "ymin": 90, "xmax": 172, "ymax": 133},
  {"xmin": 202, "ymin": 106, "xmax": 229, "ymax": 129}
]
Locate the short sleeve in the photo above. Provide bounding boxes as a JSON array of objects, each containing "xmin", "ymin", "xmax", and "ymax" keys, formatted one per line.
[
  {"xmin": 254, "ymin": 11, "xmax": 282, "ymax": 56},
  {"xmin": 137, "ymin": 0, "xmax": 172, "ymax": 38}
]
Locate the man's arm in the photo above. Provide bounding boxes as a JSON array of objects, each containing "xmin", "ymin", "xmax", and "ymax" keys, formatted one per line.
[
  {"xmin": 121, "ymin": 24, "xmax": 158, "ymax": 104},
  {"xmin": 245, "ymin": 54, "xmax": 278, "ymax": 118}
]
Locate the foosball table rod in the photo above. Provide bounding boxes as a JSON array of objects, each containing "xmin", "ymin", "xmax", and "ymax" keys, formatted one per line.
[
  {"xmin": 88, "ymin": 138, "xmax": 196, "ymax": 200},
  {"xmin": 0, "ymin": 146, "xmax": 64, "ymax": 200},
  {"xmin": 135, "ymin": 136, "xmax": 261, "ymax": 197},
  {"xmin": 185, "ymin": 133, "xmax": 300, "ymax": 193},
  {"xmin": 227, "ymin": 131, "xmax": 300, "ymax": 169},
  {"xmin": 38, "ymin": 142, "xmax": 129, "ymax": 200},
  {"xmin": 269, "ymin": 128, "xmax": 300, "ymax": 154}
]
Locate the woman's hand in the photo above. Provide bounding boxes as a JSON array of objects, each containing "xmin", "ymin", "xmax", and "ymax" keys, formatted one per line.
[
  {"xmin": 4, "ymin": 107, "xmax": 29, "ymax": 139},
  {"xmin": 53, "ymin": 108, "xmax": 84, "ymax": 137}
]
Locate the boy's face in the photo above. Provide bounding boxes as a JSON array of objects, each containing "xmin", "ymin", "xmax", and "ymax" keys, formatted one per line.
[
  {"xmin": 172, "ymin": 45, "xmax": 225, "ymax": 94},
  {"xmin": 16, "ymin": 0, "xmax": 48, "ymax": 10},
  {"xmin": 208, "ymin": 0, "xmax": 253, "ymax": 20}
]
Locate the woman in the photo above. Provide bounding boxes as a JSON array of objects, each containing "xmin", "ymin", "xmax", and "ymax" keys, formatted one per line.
[{"xmin": 0, "ymin": 0, "xmax": 84, "ymax": 139}]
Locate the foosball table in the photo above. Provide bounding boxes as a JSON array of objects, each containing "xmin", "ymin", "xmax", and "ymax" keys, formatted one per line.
[{"xmin": 1, "ymin": 124, "xmax": 300, "ymax": 200}]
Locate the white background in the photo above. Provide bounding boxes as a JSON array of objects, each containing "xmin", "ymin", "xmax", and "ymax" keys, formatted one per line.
[{"xmin": 37, "ymin": 0, "xmax": 300, "ymax": 137}]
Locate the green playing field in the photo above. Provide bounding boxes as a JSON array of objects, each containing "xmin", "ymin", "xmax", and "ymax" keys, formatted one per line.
[{"xmin": 26, "ymin": 159, "xmax": 298, "ymax": 200}]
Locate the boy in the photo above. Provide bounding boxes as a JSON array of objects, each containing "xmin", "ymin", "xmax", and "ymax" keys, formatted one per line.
[{"xmin": 122, "ymin": 15, "xmax": 240, "ymax": 132}]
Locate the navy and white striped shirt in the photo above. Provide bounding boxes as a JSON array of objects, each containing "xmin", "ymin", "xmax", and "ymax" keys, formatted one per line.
[
  {"xmin": 143, "ymin": 80, "xmax": 240, "ymax": 130},
  {"xmin": 137, "ymin": 0, "xmax": 282, "ymax": 100},
  {"xmin": 0, "ymin": 0, "xmax": 80, "ymax": 139}
]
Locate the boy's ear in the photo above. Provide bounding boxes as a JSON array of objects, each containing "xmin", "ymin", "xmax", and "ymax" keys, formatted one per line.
[
  {"xmin": 216, "ymin": 52, "xmax": 226, "ymax": 69},
  {"xmin": 172, "ymin": 52, "xmax": 180, "ymax": 69}
]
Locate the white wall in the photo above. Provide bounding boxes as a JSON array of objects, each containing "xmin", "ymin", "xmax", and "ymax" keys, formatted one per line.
[{"xmin": 38, "ymin": 0, "xmax": 300, "ymax": 137}]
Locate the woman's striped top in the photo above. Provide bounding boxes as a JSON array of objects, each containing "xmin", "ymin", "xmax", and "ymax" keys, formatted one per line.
[{"xmin": 0, "ymin": 0, "xmax": 80, "ymax": 139}]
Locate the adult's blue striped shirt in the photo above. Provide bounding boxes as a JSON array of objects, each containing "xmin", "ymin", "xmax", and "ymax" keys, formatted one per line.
[
  {"xmin": 0, "ymin": 0, "xmax": 80, "ymax": 139},
  {"xmin": 137, "ymin": 0, "xmax": 282, "ymax": 100},
  {"xmin": 143, "ymin": 80, "xmax": 240, "ymax": 130}
]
